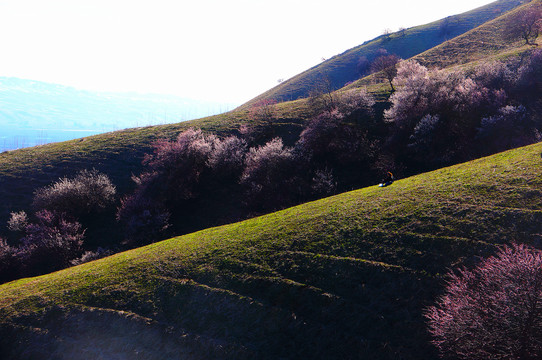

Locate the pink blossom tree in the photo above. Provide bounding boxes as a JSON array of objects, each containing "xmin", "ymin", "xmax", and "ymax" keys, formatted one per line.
[
  {"xmin": 117, "ymin": 128, "xmax": 248, "ymax": 244},
  {"xmin": 20, "ymin": 210, "xmax": 85, "ymax": 274},
  {"xmin": 143, "ymin": 128, "xmax": 217, "ymax": 201},
  {"xmin": 426, "ymin": 243, "xmax": 542, "ymax": 360},
  {"xmin": 33, "ymin": 169, "xmax": 116, "ymax": 216},
  {"xmin": 241, "ymin": 138, "xmax": 302, "ymax": 211},
  {"xmin": 335, "ymin": 88, "xmax": 375, "ymax": 118},
  {"xmin": 384, "ymin": 60, "xmax": 431, "ymax": 130}
]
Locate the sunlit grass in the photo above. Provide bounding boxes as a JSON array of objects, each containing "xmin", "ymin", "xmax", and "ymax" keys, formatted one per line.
[{"xmin": 1, "ymin": 142, "xmax": 541, "ymax": 358}]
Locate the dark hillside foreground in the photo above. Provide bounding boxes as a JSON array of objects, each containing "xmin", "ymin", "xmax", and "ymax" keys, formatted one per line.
[{"xmin": 1, "ymin": 142, "xmax": 541, "ymax": 359}]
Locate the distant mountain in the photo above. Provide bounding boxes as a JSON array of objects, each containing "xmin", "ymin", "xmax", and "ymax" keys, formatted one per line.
[{"xmin": 0, "ymin": 77, "xmax": 236, "ymax": 151}]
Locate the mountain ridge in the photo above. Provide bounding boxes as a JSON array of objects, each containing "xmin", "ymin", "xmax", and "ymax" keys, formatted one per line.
[{"xmin": 240, "ymin": 0, "xmax": 527, "ymax": 108}]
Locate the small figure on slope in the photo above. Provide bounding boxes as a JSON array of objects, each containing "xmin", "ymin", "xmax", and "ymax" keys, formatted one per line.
[{"xmin": 379, "ymin": 171, "xmax": 394, "ymax": 187}]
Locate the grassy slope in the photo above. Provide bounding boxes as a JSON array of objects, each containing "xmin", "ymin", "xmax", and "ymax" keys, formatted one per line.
[
  {"xmin": 412, "ymin": 1, "xmax": 537, "ymax": 68},
  {"xmin": 240, "ymin": 0, "xmax": 526, "ymax": 108},
  {"xmin": 0, "ymin": 0, "xmax": 533, "ymax": 231},
  {"xmin": 344, "ymin": 0, "xmax": 539, "ymax": 91},
  {"xmin": 0, "ymin": 109, "xmax": 307, "ymax": 227},
  {"xmin": 1, "ymin": 142, "xmax": 541, "ymax": 359}
]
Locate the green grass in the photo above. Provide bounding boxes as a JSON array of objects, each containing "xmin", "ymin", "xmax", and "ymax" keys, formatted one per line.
[
  {"xmin": 412, "ymin": 1, "xmax": 537, "ymax": 68},
  {"xmin": 1, "ymin": 142, "xmax": 541, "ymax": 359},
  {"xmin": 0, "ymin": 2, "xmax": 541, "ymax": 358},
  {"xmin": 0, "ymin": 108, "xmax": 306, "ymax": 228},
  {"xmin": 240, "ymin": 0, "xmax": 526, "ymax": 108},
  {"xmin": 0, "ymin": 0, "xmax": 532, "ymax": 233}
]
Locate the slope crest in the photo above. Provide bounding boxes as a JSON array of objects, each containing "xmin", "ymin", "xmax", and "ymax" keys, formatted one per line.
[{"xmin": 241, "ymin": 0, "xmax": 526, "ymax": 108}]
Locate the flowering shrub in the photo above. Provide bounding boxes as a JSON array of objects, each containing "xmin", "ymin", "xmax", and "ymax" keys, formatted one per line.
[
  {"xmin": 384, "ymin": 60, "xmax": 432, "ymax": 130},
  {"xmin": 335, "ymin": 88, "xmax": 375, "ymax": 118},
  {"xmin": 426, "ymin": 243, "xmax": 542, "ymax": 360},
  {"xmin": 143, "ymin": 129, "xmax": 216, "ymax": 201},
  {"xmin": 384, "ymin": 60, "xmax": 513, "ymax": 164},
  {"xmin": 299, "ymin": 107, "xmax": 373, "ymax": 164},
  {"xmin": 0, "ymin": 238, "xmax": 19, "ymax": 283},
  {"xmin": 33, "ymin": 169, "xmax": 116, "ymax": 215},
  {"xmin": 470, "ymin": 60, "xmax": 516, "ymax": 91},
  {"xmin": 207, "ymin": 135, "xmax": 247, "ymax": 178},
  {"xmin": 116, "ymin": 191, "xmax": 171, "ymax": 246},
  {"xmin": 70, "ymin": 247, "xmax": 113, "ymax": 266},
  {"xmin": 118, "ymin": 129, "xmax": 248, "ymax": 243},
  {"xmin": 297, "ymin": 109, "xmax": 344, "ymax": 163},
  {"xmin": 516, "ymin": 49, "xmax": 542, "ymax": 100},
  {"xmin": 19, "ymin": 210, "xmax": 85, "ymax": 275},
  {"xmin": 241, "ymin": 138, "xmax": 303, "ymax": 211},
  {"xmin": 408, "ymin": 115, "xmax": 443, "ymax": 164},
  {"xmin": 477, "ymin": 105, "xmax": 539, "ymax": 154},
  {"xmin": 311, "ymin": 168, "xmax": 337, "ymax": 197},
  {"xmin": 7, "ymin": 211, "xmax": 28, "ymax": 232}
]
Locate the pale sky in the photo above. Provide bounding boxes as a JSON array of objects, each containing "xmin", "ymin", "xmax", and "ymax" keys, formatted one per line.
[{"xmin": 0, "ymin": 0, "xmax": 495, "ymax": 104}]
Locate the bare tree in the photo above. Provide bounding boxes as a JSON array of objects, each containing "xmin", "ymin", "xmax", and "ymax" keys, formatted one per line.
[
  {"xmin": 371, "ymin": 54, "xmax": 401, "ymax": 92},
  {"xmin": 381, "ymin": 28, "xmax": 392, "ymax": 41},
  {"xmin": 249, "ymin": 99, "xmax": 279, "ymax": 128},
  {"xmin": 308, "ymin": 75, "xmax": 337, "ymax": 113},
  {"xmin": 508, "ymin": 3, "xmax": 542, "ymax": 46}
]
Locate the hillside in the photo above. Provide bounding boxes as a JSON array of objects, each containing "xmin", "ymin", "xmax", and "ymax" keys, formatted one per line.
[
  {"xmin": 0, "ymin": 107, "xmax": 308, "ymax": 231},
  {"xmin": 413, "ymin": 2, "xmax": 536, "ymax": 67},
  {"xmin": 0, "ymin": 1, "xmax": 536, "ymax": 233},
  {"xmin": 0, "ymin": 1, "xmax": 541, "ymax": 358},
  {"xmin": 1, "ymin": 141, "xmax": 541, "ymax": 359},
  {"xmin": 344, "ymin": 0, "xmax": 538, "ymax": 93},
  {"xmin": 0, "ymin": 77, "xmax": 235, "ymax": 152},
  {"xmin": 240, "ymin": 0, "xmax": 526, "ymax": 108},
  {"xmin": 0, "ymin": 0, "xmax": 536, "ymax": 228}
]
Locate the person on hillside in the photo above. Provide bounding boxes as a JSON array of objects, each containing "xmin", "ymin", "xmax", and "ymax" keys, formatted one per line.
[{"xmin": 379, "ymin": 171, "xmax": 394, "ymax": 187}]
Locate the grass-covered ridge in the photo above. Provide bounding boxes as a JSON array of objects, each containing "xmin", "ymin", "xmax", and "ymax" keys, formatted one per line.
[
  {"xmin": 412, "ymin": 1, "xmax": 536, "ymax": 68},
  {"xmin": 0, "ymin": 109, "xmax": 306, "ymax": 226},
  {"xmin": 1, "ymin": 142, "xmax": 541, "ymax": 359},
  {"xmin": 241, "ymin": 0, "xmax": 526, "ymax": 108},
  {"xmin": 0, "ymin": 0, "xmax": 534, "ymax": 232}
]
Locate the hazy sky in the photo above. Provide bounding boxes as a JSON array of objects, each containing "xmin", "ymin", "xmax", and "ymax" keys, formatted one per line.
[{"xmin": 0, "ymin": 0, "xmax": 495, "ymax": 104}]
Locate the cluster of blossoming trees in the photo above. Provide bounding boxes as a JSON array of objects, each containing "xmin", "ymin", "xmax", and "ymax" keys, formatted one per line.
[
  {"xmin": 0, "ymin": 169, "xmax": 116, "ymax": 282},
  {"xmin": 1, "ymin": 35, "xmax": 542, "ymax": 360},
  {"xmin": 2, "ymin": 48, "xmax": 542, "ymax": 282}
]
